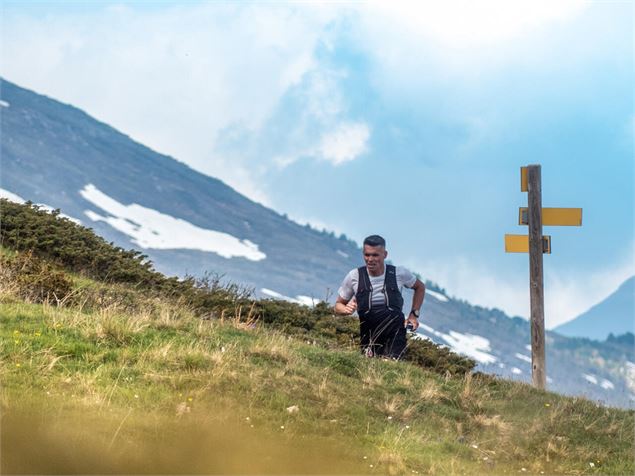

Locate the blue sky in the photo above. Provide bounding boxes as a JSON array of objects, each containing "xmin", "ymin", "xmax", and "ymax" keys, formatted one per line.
[{"xmin": 2, "ymin": 1, "xmax": 633, "ymax": 327}]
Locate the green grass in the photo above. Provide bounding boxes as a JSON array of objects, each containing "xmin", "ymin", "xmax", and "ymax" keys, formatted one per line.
[
  {"xmin": 2, "ymin": 299, "xmax": 633, "ymax": 475},
  {"xmin": 2, "ymin": 202, "xmax": 630, "ymax": 473}
]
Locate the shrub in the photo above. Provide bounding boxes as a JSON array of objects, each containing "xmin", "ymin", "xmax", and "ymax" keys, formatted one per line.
[
  {"xmin": 405, "ymin": 337, "xmax": 476, "ymax": 375},
  {"xmin": 0, "ymin": 199, "xmax": 164, "ymax": 287},
  {"xmin": 0, "ymin": 251, "xmax": 73, "ymax": 303}
]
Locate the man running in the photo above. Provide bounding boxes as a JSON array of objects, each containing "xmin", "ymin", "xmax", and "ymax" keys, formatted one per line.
[{"xmin": 334, "ymin": 235, "xmax": 425, "ymax": 359}]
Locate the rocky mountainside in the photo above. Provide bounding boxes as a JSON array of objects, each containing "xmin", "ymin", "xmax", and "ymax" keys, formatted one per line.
[{"xmin": 1, "ymin": 78, "xmax": 632, "ymax": 408}]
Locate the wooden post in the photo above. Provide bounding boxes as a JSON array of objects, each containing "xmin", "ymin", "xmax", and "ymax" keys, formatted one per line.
[{"xmin": 527, "ymin": 165, "xmax": 546, "ymax": 389}]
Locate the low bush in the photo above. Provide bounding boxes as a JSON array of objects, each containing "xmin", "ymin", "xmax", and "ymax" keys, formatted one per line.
[
  {"xmin": 406, "ymin": 337, "xmax": 476, "ymax": 375},
  {"xmin": 0, "ymin": 199, "xmax": 166, "ymax": 288},
  {"xmin": 0, "ymin": 251, "xmax": 73, "ymax": 303}
]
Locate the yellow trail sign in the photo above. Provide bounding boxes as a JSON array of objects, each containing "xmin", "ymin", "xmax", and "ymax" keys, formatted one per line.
[
  {"xmin": 505, "ymin": 234, "xmax": 552, "ymax": 254},
  {"xmin": 518, "ymin": 207, "xmax": 582, "ymax": 226},
  {"xmin": 521, "ymin": 166, "xmax": 528, "ymax": 192}
]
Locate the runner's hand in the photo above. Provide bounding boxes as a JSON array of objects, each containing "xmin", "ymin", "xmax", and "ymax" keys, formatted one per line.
[
  {"xmin": 343, "ymin": 299, "xmax": 357, "ymax": 315},
  {"xmin": 405, "ymin": 313, "xmax": 419, "ymax": 331}
]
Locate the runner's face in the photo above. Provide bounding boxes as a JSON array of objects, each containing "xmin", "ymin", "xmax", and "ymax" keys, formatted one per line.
[{"xmin": 363, "ymin": 244, "xmax": 387, "ymax": 275}]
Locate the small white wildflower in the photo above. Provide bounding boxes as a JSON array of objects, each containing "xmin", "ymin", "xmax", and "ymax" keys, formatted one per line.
[
  {"xmin": 280, "ymin": 425, "xmax": 285, "ymax": 429},
  {"xmin": 286, "ymin": 405, "xmax": 299, "ymax": 414},
  {"xmin": 471, "ymin": 444, "xmax": 478, "ymax": 449},
  {"xmin": 521, "ymin": 468, "xmax": 527, "ymax": 472},
  {"xmin": 221, "ymin": 346, "xmax": 226, "ymax": 353},
  {"xmin": 369, "ymin": 464, "xmax": 373, "ymax": 468},
  {"xmin": 387, "ymin": 416, "xmax": 393, "ymax": 420},
  {"xmin": 245, "ymin": 417, "xmax": 250, "ymax": 421},
  {"xmin": 134, "ymin": 394, "xmax": 139, "ymax": 399},
  {"xmin": 589, "ymin": 462, "xmax": 595, "ymax": 468},
  {"xmin": 363, "ymin": 456, "xmax": 368, "ymax": 460},
  {"xmin": 483, "ymin": 457, "xmax": 488, "ymax": 461},
  {"xmin": 405, "ymin": 425, "xmax": 410, "ymax": 429}
]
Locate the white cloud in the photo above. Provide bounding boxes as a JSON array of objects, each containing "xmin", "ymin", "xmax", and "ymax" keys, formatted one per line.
[
  {"xmin": 366, "ymin": 0, "xmax": 588, "ymax": 49},
  {"xmin": 318, "ymin": 122, "xmax": 370, "ymax": 165},
  {"xmin": 303, "ymin": 68, "xmax": 347, "ymax": 121},
  {"xmin": 1, "ymin": 3, "xmax": 339, "ymax": 205},
  {"xmin": 269, "ymin": 69, "xmax": 359, "ymax": 168}
]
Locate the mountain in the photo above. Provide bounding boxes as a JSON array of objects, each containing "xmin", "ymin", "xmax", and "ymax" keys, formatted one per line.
[
  {"xmin": 1, "ymin": 78, "xmax": 633, "ymax": 408},
  {"xmin": 553, "ymin": 277, "xmax": 634, "ymax": 340},
  {"xmin": 0, "ymin": 78, "xmax": 361, "ymax": 303}
]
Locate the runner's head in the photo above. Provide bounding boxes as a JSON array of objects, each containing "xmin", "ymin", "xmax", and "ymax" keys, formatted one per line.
[{"xmin": 363, "ymin": 235, "xmax": 387, "ymax": 275}]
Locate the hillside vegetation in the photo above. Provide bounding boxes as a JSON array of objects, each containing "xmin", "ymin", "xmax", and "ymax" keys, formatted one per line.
[{"xmin": 1, "ymin": 200, "xmax": 633, "ymax": 475}]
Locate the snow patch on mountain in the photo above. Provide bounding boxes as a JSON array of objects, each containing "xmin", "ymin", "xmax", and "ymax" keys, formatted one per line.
[
  {"xmin": 296, "ymin": 295, "xmax": 315, "ymax": 306},
  {"xmin": 80, "ymin": 184, "xmax": 266, "ymax": 260},
  {"xmin": 515, "ymin": 353, "xmax": 532, "ymax": 363},
  {"xmin": 419, "ymin": 324, "xmax": 497, "ymax": 364},
  {"xmin": 584, "ymin": 375, "xmax": 614, "ymax": 391},
  {"xmin": 0, "ymin": 188, "xmax": 25, "ymax": 203},
  {"xmin": 1, "ymin": 188, "xmax": 81, "ymax": 223},
  {"xmin": 601, "ymin": 379, "xmax": 615, "ymax": 390},
  {"xmin": 336, "ymin": 250, "xmax": 349, "ymax": 258},
  {"xmin": 512, "ymin": 367, "xmax": 522, "ymax": 375},
  {"xmin": 0, "ymin": 100, "xmax": 9, "ymax": 108},
  {"xmin": 261, "ymin": 288, "xmax": 294, "ymax": 301},
  {"xmin": 624, "ymin": 361, "xmax": 635, "ymax": 393},
  {"xmin": 35, "ymin": 203, "xmax": 82, "ymax": 225},
  {"xmin": 426, "ymin": 289, "xmax": 449, "ymax": 302},
  {"xmin": 261, "ymin": 288, "xmax": 314, "ymax": 306},
  {"xmin": 584, "ymin": 373, "xmax": 598, "ymax": 385}
]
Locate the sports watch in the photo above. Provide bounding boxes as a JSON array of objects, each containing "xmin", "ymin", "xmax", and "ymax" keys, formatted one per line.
[{"xmin": 410, "ymin": 309, "xmax": 420, "ymax": 318}]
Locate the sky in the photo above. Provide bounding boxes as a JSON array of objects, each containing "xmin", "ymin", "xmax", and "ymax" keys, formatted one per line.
[{"xmin": 1, "ymin": 1, "xmax": 633, "ymax": 328}]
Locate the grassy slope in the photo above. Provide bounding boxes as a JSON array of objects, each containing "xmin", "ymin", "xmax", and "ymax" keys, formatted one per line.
[
  {"xmin": 0, "ymin": 201, "xmax": 632, "ymax": 474},
  {"xmin": 1, "ymin": 294, "xmax": 633, "ymax": 475}
]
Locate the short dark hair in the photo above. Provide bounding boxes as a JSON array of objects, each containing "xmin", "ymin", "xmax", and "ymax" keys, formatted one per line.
[{"xmin": 363, "ymin": 235, "xmax": 386, "ymax": 248}]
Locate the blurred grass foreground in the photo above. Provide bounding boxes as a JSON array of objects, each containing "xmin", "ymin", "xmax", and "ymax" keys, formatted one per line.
[{"xmin": 1, "ymin": 200, "xmax": 633, "ymax": 474}]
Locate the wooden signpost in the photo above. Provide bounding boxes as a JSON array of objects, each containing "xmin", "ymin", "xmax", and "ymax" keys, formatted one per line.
[{"xmin": 505, "ymin": 165, "xmax": 582, "ymax": 390}]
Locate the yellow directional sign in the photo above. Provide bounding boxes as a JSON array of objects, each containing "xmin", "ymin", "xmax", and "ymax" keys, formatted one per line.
[
  {"xmin": 505, "ymin": 234, "xmax": 551, "ymax": 254},
  {"xmin": 518, "ymin": 207, "xmax": 582, "ymax": 226},
  {"xmin": 521, "ymin": 167, "xmax": 528, "ymax": 192}
]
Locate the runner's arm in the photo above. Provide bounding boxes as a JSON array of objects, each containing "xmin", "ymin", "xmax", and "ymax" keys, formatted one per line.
[{"xmin": 406, "ymin": 279, "xmax": 425, "ymax": 330}]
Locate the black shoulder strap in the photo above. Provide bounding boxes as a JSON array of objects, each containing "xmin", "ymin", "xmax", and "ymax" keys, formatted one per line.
[
  {"xmin": 385, "ymin": 264, "xmax": 398, "ymax": 287},
  {"xmin": 357, "ymin": 266, "xmax": 371, "ymax": 292}
]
